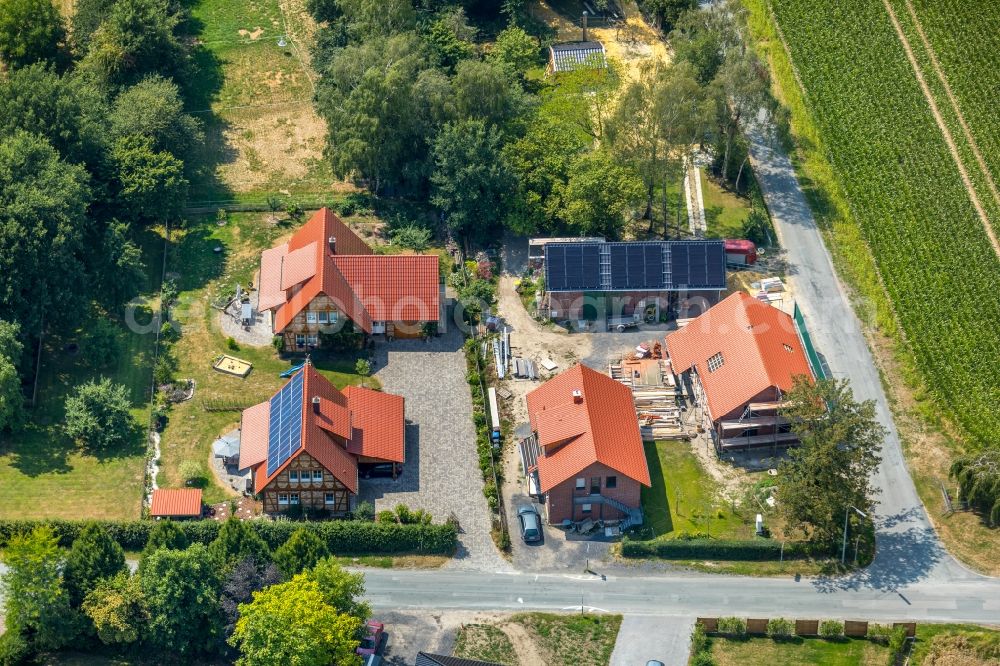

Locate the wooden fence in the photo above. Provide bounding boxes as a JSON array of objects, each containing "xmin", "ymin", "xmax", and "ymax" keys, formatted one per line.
[{"xmin": 697, "ymin": 617, "xmax": 917, "ymax": 638}]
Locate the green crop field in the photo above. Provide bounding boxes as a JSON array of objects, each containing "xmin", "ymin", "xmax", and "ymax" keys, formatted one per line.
[{"xmin": 765, "ymin": 0, "xmax": 1000, "ymax": 445}]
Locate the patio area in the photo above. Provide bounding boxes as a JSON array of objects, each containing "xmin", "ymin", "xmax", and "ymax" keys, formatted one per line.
[{"xmin": 210, "ymin": 429, "xmax": 253, "ymax": 496}]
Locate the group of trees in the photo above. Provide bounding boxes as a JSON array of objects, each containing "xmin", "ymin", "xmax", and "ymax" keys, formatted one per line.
[
  {"xmin": 309, "ymin": 0, "xmax": 778, "ymax": 248},
  {"xmin": 0, "ymin": 518, "xmax": 371, "ymax": 665},
  {"xmin": 0, "ymin": 0, "xmax": 203, "ymax": 429}
]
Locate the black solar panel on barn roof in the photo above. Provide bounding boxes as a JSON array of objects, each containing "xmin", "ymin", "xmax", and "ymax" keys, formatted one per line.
[{"xmin": 545, "ymin": 240, "xmax": 725, "ymax": 291}]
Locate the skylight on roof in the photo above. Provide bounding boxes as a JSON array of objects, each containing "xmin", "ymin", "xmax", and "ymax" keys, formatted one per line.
[{"xmin": 707, "ymin": 352, "xmax": 725, "ymax": 372}]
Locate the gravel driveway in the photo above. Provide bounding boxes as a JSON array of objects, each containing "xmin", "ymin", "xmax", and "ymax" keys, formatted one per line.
[{"xmin": 360, "ymin": 329, "xmax": 510, "ymax": 572}]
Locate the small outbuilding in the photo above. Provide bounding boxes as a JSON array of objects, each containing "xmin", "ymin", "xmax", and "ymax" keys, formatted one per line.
[
  {"xmin": 548, "ymin": 41, "xmax": 606, "ymax": 73},
  {"xmin": 149, "ymin": 488, "xmax": 203, "ymax": 519}
]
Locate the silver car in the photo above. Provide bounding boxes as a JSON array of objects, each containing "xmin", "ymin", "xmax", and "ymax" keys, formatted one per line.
[{"xmin": 517, "ymin": 504, "xmax": 542, "ymax": 543}]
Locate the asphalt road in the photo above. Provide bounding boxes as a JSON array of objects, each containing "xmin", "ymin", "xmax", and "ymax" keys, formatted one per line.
[{"xmin": 746, "ymin": 121, "xmax": 974, "ymax": 585}]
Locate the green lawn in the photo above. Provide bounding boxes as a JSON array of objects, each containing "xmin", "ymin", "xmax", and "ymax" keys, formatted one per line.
[
  {"xmin": 156, "ymin": 212, "xmax": 374, "ymax": 503},
  {"xmin": 640, "ymin": 440, "xmax": 748, "ymax": 539},
  {"xmin": 0, "ymin": 230, "xmax": 165, "ymax": 520},
  {"xmin": 701, "ymin": 171, "xmax": 752, "ymax": 240},
  {"xmin": 706, "ymin": 636, "xmax": 889, "ymax": 666}
]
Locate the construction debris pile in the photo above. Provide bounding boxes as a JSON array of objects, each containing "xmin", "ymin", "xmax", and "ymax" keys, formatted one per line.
[{"xmin": 610, "ymin": 341, "xmax": 688, "ymax": 442}]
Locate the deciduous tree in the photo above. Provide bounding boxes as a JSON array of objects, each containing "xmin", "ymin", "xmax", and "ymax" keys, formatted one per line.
[
  {"xmin": 229, "ymin": 575, "xmax": 362, "ymax": 666},
  {"xmin": 64, "ymin": 378, "xmax": 138, "ymax": 452},
  {"xmin": 0, "ymin": 0, "xmax": 66, "ymax": 69},
  {"xmin": 220, "ymin": 557, "xmax": 283, "ymax": 639},
  {"xmin": 489, "ymin": 25, "xmax": 538, "ymax": 77},
  {"xmin": 109, "ymin": 76, "xmax": 203, "ymax": 163},
  {"xmin": 560, "ymin": 151, "xmax": 643, "ymax": 239},
  {"xmin": 82, "ymin": 572, "xmax": 149, "ymax": 645},
  {"xmin": 141, "ymin": 544, "xmax": 223, "ymax": 657},
  {"xmin": 431, "ymin": 118, "xmax": 515, "ymax": 250},
  {"xmin": 111, "ymin": 135, "xmax": 188, "ymax": 222},
  {"xmin": 307, "ymin": 558, "xmax": 370, "ymax": 620},
  {"xmin": 143, "ymin": 519, "xmax": 190, "ymax": 558},
  {"xmin": 0, "ymin": 526, "xmax": 80, "ymax": 656},
  {"xmin": 777, "ymin": 377, "xmax": 885, "ymax": 545},
  {"xmin": 0, "ymin": 319, "xmax": 23, "ymax": 432}
]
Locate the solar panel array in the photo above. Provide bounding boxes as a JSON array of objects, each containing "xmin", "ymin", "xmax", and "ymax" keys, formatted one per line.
[
  {"xmin": 669, "ymin": 242, "xmax": 727, "ymax": 289},
  {"xmin": 545, "ymin": 241, "xmax": 726, "ymax": 292},
  {"xmin": 545, "ymin": 243, "xmax": 602, "ymax": 291},
  {"xmin": 266, "ymin": 370, "xmax": 305, "ymax": 476},
  {"xmin": 550, "ymin": 43, "xmax": 606, "ymax": 72}
]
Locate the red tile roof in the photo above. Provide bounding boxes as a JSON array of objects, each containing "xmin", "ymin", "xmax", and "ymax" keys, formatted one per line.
[
  {"xmin": 526, "ymin": 364, "xmax": 650, "ymax": 493},
  {"xmin": 343, "ymin": 386, "xmax": 405, "ymax": 463},
  {"xmin": 258, "ymin": 208, "xmax": 439, "ymax": 334},
  {"xmin": 333, "ymin": 255, "xmax": 440, "ymax": 322},
  {"xmin": 150, "ymin": 489, "xmax": 202, "ymax": 517},
  {"xmin": 665, "ymin": 292, "xmax": 813, "ymax": 420},
  {"xmin": 239, "ymin": 363, "xmax": 406, "ymax": 495}
]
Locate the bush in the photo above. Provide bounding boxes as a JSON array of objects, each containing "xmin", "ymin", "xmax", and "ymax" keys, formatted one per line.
[
  {"xmin": 691, "ymin": 623, "xmax": 710, "ymax": 654},
  {"xmin": 226, "ymin": 337, "xmax": 239, "ymax": 351},
  {"xmin": 717, "ymin": 617, "xmax": 747, "ymax": 636},
  {"xmin": 766, "ymin": 618, "xmax": 795, "ymax": 638},
  {"xmin": 0, "ymin": 519, "xmax": 457, "ymax": 555},
  {"xmin": 887, "ymin": 626, "xmax": 908, "ymax": 662},
  {"xmin": 353, "ymin": 501, "xmax": 375, "ymax": 521},
  {"xmin": 390, "ymin": 224, "xmax": 432, "ymax": 251},
  {"xmin": 819, "ymin": 620, "xmax": 844, "ymax": 638},
  {"xmin": 867, "ymin": 623, "xmax": 893, "ymax": 644},
  {"xmin": 690, "ymin": 654, "xmax": 716, "ymax": 666},
  {"xmin": 376, "ymin": 510, "xmax": 397, "ymax": 524},
  {"xmin": 178, "ymin": 460, "xmax": 204, "ymax": 484},
  {"xmin": 620, "ymin": 537, "xmax": 813, "ymax": 561}
]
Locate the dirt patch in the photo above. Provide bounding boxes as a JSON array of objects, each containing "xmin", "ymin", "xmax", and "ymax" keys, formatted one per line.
[
  {"xmin": 238, "ymin": 27, "xmax": 265, "ymax": 40},
  {"xmin": 278, "ymin": 0, "xmax": 320, "ymax": 68},
  {"xmin": 215, "ymin": 103, "xmax": 329, "ymax": 193},
  {"xmin": 500, "ymin": 621, "xmax": 546, "ymax": 666}
]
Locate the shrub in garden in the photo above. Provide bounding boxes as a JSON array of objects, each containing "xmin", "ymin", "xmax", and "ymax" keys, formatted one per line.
[
  {"xmin": 226, "ymin": 337, "xmax": 239, "ymax": 351},
  {"xmin": 717, "ymin": 617, "xmax": 747, "ymax": 636},
  {"xmin": 819, "ymin": 620, "xmax": 845, "ymax": 638},
  {"xmin": 766, "ymin": 617, "xmax": 795, "ymax": 638},
  {"xmin": 867, "ymin": 623, "xmax": 893, "ymax": 644},
  {"xmin": 353, "ymin": 501, "xmax": 375, "ymax": 521},
  {"xmin": 376, "ymin": 510, "xmax": 397, "ymax": 524},
  {"xmin": 179, "ymin": 460, "xmax": 204, "ymax": 484}
]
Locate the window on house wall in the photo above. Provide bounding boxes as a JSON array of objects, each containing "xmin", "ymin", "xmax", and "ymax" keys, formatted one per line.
[
  {"xmin": 318, "ymin": 311, "xmax": 328, "ymax": 323},
  {"xmin": 330, "ymin": 310, "xmax": 338, "ymax": 322},
  {"xmin": 306, "ymin": 311, "xmax": 318, "ymax": 323},
  {"xmin": 289, "ymin": 493, "xmax": 300, "ymax": 505},
  {"xmin": 581, "ymin": 503, "xmax": 592, "ymax": 513},
  {"xmin": 590, "ymin": 477, "xmax": 600, "ymax": 494},
  {"xmin": 289, "ymin": 470, "xmax": 298, "ymax": 483},
  {"xmin": 306, "ymin": 335, "xmax": 318, "ymax": 346},
  {"xmin": 575, "ymin": 477, "xmax": 586, "ymax": 490},
  {"xmin": 278, "ymin": 494, "xmax": 289, "ymax": 505},
  {"xmin": 707, "ymin": 352, "xmax": 725, "ymax": 372},
  {"xmin": 606, "ymin": 476, "xmax": 617, "ymax": 489},
  {"xmin": 296, "ymin": 335, "xmax": 305, "ymax": 348},
  {"xmin": 325, "ymin": 493, "xmax": 335, "ymax": 504},
  {"xmin": 313, "ymin": 470, "xmax": 323, "ymax": 482}
]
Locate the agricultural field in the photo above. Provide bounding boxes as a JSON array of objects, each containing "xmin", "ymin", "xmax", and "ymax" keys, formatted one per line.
[{"xmin": 760, "ymin": 2, "xmax": 1000, "ymax": 447}]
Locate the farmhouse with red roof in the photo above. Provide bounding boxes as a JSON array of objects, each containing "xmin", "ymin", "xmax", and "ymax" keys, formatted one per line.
[
  {"xmin": 238, "ymin": 360, "xmax": 405, "ymax": 515},
  {"xmin": 665, "ymin": 292, "xmax": 814, "ymax": 453},
  {"xmin": 519, "ymin": 364, "xmax": 650, "ymax": 527},
  {"xmin": 258, "ymin": 207, "xmax": 441, "ymax": 350}
]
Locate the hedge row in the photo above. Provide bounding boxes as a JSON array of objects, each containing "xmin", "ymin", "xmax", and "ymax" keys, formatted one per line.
[
  {"xmin": 0, "ymin": 519, "xmax": 457, "ymax": 555},
  {"xmin": 621, "ymin": 537, "xmax": 815, "ymax": 561}
]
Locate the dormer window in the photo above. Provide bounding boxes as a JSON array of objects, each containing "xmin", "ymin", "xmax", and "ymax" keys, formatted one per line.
[
  {"xmin": 783, "ymin": 343, "xmax": 793, "ymax": 353},
  {"xmin": 707, "ymin": 352, "xmax": 724, "ymax": 372}
]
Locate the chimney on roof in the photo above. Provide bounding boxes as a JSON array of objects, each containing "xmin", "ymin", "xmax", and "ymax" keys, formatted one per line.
[
  {"xmin": 328, "ymin": 236, "xmax": 336, "ymax": 254},
  {"xmin": 582, "ymin": 10, "xmax": 588, "ymax": 42},
  {"xmin": 572, "ymin": 389, "xmax": 583, "ymax": 404},
  {"xmin": 312, "ymin": 396, "xmax": 321, "ymax": 414}
]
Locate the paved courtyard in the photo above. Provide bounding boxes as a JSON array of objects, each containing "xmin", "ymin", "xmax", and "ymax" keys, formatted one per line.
[{"xmin": 359, "ymin": 328, "xmax": 510, "ymax": 572}]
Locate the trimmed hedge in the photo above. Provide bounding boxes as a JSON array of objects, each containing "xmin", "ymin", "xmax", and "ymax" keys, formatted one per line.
[
  {"xmin": 0, "ymin": 519, "xmax": 457, "ymax": 555},
  {"xmin": 621, "ymin": 537, "xmax": 815, "ymax": 561}
]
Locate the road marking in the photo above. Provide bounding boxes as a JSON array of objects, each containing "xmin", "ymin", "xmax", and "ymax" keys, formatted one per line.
[
  {"xmin": 561, "ymin": 605, "xmax": 612, "ymax": 613},
  {"xmin": 517, "ymin": 597, "xmax": 524, "ymax": 604}
]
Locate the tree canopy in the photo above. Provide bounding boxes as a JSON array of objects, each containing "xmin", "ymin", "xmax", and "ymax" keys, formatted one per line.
[
  {"xmin": 64, "ymin": 378, "xmax": 138, "ymax": 452},
  {"xmin": 273, "ymin": 528, "xmax": 330, "ymax": 578},
  {"xmin": 0, "ymin": 319, "xmax": 23, "ymax": 432},
  {"xmin": 63, "ymin": 522, "xmax": 127, "ymax": 607},
  {"xmin": 777, "ymin": 377, "xmax": 885, "ymax": 545},
  {"xmin": 0, "ymin": 0, "xmax": 66, "ymax": 69},
  {"xmin": 209, "ymin": 517, "xmax": 271, "ymax": 571},
  {"xmin": 82, "ymin": 572, "xmax": 149, "ymax": 646}
]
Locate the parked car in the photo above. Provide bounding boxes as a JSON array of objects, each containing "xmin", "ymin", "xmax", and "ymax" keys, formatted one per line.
[
  {"xmin": 363, "ymin": 655, "xmax": 382, "ymax": 666},
  {"xmin": 517, "ymin": 504, "xmax": 542, "ymax": 543},
  {"xmin": 359, "ymin": 463, "xmax": 399, "ymax": 479},
  {"xmin": 645, "ymin": 661, "xmax": 665, "ymax": 666},
  {"xmin": 357, "ymin": 620, "xmax": 384, "ymax": 656}
]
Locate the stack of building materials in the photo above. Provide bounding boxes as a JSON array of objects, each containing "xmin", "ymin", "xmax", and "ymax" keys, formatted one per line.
[
  {"xmin": 511, "ymin": 358, "xmax": 538, "ymax": 380},
  {"xmin": 610, "ymin": 354, "xmax": 687, "ymax": 441}
]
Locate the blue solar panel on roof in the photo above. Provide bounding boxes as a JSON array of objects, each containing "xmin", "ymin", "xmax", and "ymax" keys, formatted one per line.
[
  {"xmin": 545, "ymin": 240, "xmax": 725, "ymax": 291},
  {"xmin": 266, "ymin": 370, "xmax": 304, "ymax": 476}
]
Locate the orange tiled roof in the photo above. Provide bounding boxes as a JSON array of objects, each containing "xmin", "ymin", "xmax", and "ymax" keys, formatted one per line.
[
  {"xmin": 665, "ymin": 291, "xmax": 813, "ymax": 420},
  {"xmin": 343, "ymin": 385, "xmax": 405, "ymax": 463},
  {"xmin": 525, "ymin": 364, "xmax": 650, "ymax": 493},
  {"xmin": 333, "ymin": 255, "xmax": 440, "ymax": 323},
  {"xmin": 239, "ymin": 363, "xmax": 406, "ymax": 495},
  {"xmin": 150, "ymin": 489, "xmax": 202, "ymax": 517},
  {"xmin": 257, "ymin": 208, "xmax": 439, "ymax": 335}
]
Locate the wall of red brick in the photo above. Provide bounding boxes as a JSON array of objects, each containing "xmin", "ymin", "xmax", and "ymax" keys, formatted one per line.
[
  {"xmin": 543, "ymin": 461, "xmax": 642, "ymax": 524},
  {"xmin": 546, "ymin": 290, "xmax": 721, "ymax": 322}
]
